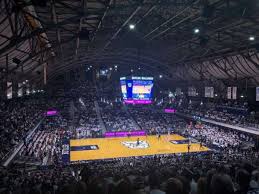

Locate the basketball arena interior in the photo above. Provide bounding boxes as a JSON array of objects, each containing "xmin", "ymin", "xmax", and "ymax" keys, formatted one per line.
[{"xmin": 1, "ymin": 0, "xmax": 259, "ymax": 194}]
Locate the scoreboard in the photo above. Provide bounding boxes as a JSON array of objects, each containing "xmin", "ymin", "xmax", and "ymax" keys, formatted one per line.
[{"xmin": 120, "ymin": 76, "xmax": 153, "ymax": 104}]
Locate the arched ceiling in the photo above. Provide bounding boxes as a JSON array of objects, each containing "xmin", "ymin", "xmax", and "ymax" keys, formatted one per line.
[{"xmin": 1, "ymin": 0, "xmax": 259, "ymax": 87}]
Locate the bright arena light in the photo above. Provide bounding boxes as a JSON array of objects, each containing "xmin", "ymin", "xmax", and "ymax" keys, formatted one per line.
[
  {"xmin": 194, "ymin": 28, "xmax": 200, "ymax": 34},
  {"xmin": 159, "ymin": 75, "xmax": 163, "ymax": 78},
  {"xmin": 109, "ymin": 67, "xmax": 113, "ymax": 71},
  {"xmin": 129, "ymin": 24, "xmax": 135, "ymax": 30},
  {"xmin": 79, "ymin": 97, "xmax": 85, "ymax": 106},
  {"xmin": 249, "ymin": 36, "xmax": 255, "ymax": 41},
  {"xmin": 131, "ymin": 69, "xmax": 134, "ymax": 72}
]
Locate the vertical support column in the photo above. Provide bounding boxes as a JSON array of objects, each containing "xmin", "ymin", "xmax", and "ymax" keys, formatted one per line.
[
  {"xmin": 81, "ymin": 67, "xmax": 85, "ymax": 81},
  {"xmin": 65, "ymin": 71, "xmax": 70, "ymax": 83},
  {"xmin": 92, "ymin": 66, "xmax": 96, "ymax": 82},
  {"xmin": 31, "ymin": 83, "xmax": 35, "ymax": 94},
  {"xmin": 6, "ymin": 54, "xmax": 8, "ymax": 82},
  {"xmin": 44, "ymin": 63, "xmax": 47, "ymax": 85},
  {"xmin": 0, "ymin": 72, "xmax": 6, "ymax": 100},
  {"xmin": 245, "ymin": 78, "xmax": 248, "ymax": 98},
  {"xmin": 4, "ymin": 54, "xmax": 9, "ymax": 99},
  {"xmin": 21, "ymin": 63, "xmax": 24, "ymax": 74}
]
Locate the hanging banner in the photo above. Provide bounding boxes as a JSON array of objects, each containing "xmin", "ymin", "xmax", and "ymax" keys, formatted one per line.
[
  {"xmin": 256, "ymin": 87, "xmax": 259, "ymax": 101},
  {"xmin": 26, "ymin": 84, "xmax": 30, "ymax": 95},
  {"xmin": 227, "ymin": 87, "xmax": 232, "ymax": 99},
  {"xmin": 175, "ymin": 88, "xmax": 181, "ymax": 95},
  {"xmin": 211, "ymin": 87, "xmax": 214, "ymax": 98},
  {"xmin": 18, "ymin": 83, "xmax": 23, "ymax": 97},
  {"xmin": 7, "ymin": 82, "xmax": 12, "ymax": 99},
  {"xmin": 205, "ymin": 87, "xmax": 210, "ymax": 97},
  {"xmin": 232, "ymin": 87, "xmax": 237, "ymax": 100},
  {"xmin": 62, "ymin": 138, "xmax": 70, "ymax": 164},
  {"xmin": 188, "ymin": 87, "xmax": 196, "ymax": 96},
  {"xmin": 205, "ymin": 87, "xmax": 214, "ymax": 98}
]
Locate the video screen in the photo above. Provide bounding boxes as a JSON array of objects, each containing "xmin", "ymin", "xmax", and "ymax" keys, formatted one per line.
[
  {"xmin": 132, "ymin": 80, "xmax": 153, "ymax": 100},
  {"xmin": 120, "ymin": 80, "xmax": 127, "ymax": 99},
  {"xmin": 120, "ymin": 77, "xmax": 153, "ymax": 104}
]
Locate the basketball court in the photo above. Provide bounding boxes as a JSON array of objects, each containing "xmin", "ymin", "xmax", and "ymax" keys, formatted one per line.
[{"xmin": 69, "ymin": 134, "xmax": 209, "ymax": 162}]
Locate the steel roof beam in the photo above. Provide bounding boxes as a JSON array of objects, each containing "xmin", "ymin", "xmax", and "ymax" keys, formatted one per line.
[
  {"xmin": 103, "ymin": 3, "xmax": 143, "ymax": 49},
  {"xmin": 51, "ymin": 0, "xmax": 62, "ymax": 57},
  {"xmin": 143, "ymin": 0, "xmax": 199, "ymax": 39},
  {"xmin": 0, "ymin": 36, "xmax": 77, "ymax": 81},
  {"xmin": 92, "ymin": 0, "xmax": 113, "ymax": 42},
  {"xmin": 75, "ymin": 0, "xmax": 88, "ymax": 56}
]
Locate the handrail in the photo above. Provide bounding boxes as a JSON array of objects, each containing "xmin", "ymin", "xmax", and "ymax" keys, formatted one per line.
[
  {"xmin": 176, "ymin": 112, "xmax": 259, "ymax": 136},
  {"xmin": 94, "ymin": 101, "xmax": 107, "ymax": 134},
  {"xmin": 2, "ymin": 118, "xmax": 44, "ymax": 167}
]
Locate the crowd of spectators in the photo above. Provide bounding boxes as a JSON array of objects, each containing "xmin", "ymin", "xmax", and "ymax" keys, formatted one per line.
[
  {"xmin": 128, "ymin": 104, "xmax": 185, "ymax": 134},
  {"xmin": 67, "ymin": 81, "xmax": 101, "ymax": 138},
  {"xmin": 16, "ymin": 81, "xmax": 103, "ymax": 164},
  {"xmin": 176, "ymin": 100, "xmax": 259, "ymax": 130},
  {"xmin": 2, "ymin": 151, "xmax": 259, "ymax": 194},
  {"xmin": 181, "ymin": 124, "xmax": 255, "ymax": 149},
  {"xmin": 0, "ymin": 96, "xmax": 44, "ymax": 161},
  {"xmin": 100, "ymin": 99, "xmax": 137, "ymax": 131},
  {"xmin": 17, "ymin": 115, "xmax": 69, "ymax": 165},
  {"xmin": 2, "ymin": 81, "xmax": 259, "ymax": 194}
]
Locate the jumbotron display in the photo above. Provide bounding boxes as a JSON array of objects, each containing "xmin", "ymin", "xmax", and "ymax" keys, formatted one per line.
[{"xmin": 120, "ymin": 76, "xmax": 154, "ymax": 104}]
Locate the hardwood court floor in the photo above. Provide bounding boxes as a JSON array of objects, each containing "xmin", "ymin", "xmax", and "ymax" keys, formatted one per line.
[{"xmin": 70, "ymin": 134, "xmax": 209, "ymax": 162}]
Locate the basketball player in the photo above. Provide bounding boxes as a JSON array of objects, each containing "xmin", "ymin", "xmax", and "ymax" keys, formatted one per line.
[
  {"xmin": 137, "ymin": 138, "xmax": 140, "ymax": 146},
  {"xmin": 200, "ymin": 141, "xmax": 203, "ymax": 149},
  {"xmin": 200, "ymin": 135, "xmax": 204, "ymax": 148},
  {"xmin": 187, "ymin": 143, "xmax": 191, "ymax": 153},
  {"xmin": 158, "ymin": 132, "xmax": 161, "ymax": 140},
  {"xmin": 167, "ymin": 129, "xmax": 171, "ymax": 140}
]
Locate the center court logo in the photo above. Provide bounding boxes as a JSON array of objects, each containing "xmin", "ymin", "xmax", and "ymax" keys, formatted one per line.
[{"xmin": 122, "ymin": 140, "xmax": 149, "ymax": 149}]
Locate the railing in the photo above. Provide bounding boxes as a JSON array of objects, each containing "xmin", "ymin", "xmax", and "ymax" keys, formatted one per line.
[
  {"xmin": 176, "ymin": 112, "xmax": 259, "ymax": 135},
  {"xmin": 2, "ymin": 118, "xmax": 44, "ymax": 167},
  {"xmin": 122, "ymin": 104, "xmax": 141, "ymax": 131},
  {"xmin": 94, "ymin": 101, "xmax": 107, "ymax": 134}
]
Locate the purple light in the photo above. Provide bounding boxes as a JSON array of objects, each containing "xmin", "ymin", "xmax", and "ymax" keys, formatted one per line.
[
  {"xmin": 164, "ymin": 108, "xmax": 176, "ymax": 113},
  {"xmin": 46, "ymin": 110, "xmax": 58, "ymax": 116},
  {"xmin": 105, "ymin": 130, "xmax": 146, "ymax": 137},
  {"xmin": 124, "ymin": 100, "xmax": 152, "ymax": 104}
]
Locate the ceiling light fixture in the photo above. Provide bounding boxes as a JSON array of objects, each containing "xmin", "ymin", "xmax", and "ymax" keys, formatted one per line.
[
  {"xmin": 249, "ymin": 36, "xmax": 255, "ymax": 41},
  {"xmin": 129, "ymin": 24, "xmax": 135, "ymax": 30},
  {"xmin": 194, "ymin": 28, "xmax": 200, "ymax": 34}
]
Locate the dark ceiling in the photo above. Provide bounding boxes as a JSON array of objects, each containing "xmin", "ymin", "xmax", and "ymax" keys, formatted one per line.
[{"xmin": 1, "ymin": 0, "xmax": 259, "ymax": 88}]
